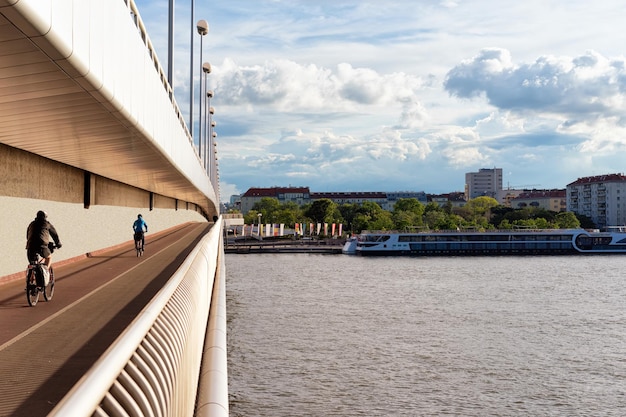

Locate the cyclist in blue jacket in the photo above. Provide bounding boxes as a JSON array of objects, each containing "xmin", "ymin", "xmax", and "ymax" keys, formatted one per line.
[{"xmin": 132, "ymin": 214, "xmax": 148, "ymax": 251}]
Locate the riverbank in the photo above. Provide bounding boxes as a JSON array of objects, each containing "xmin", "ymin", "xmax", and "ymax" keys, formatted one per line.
[{"xmin": 225, "ymin": 238, "xmax": 345, "ymax": 254}]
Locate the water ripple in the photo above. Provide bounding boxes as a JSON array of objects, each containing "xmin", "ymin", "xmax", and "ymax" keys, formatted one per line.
[{"xmin": 227, "ymin": 255, "xmax": 626, "ymax": 416}]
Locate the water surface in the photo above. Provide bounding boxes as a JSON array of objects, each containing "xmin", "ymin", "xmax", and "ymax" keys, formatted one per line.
[{"xmin": 226, "ymin": 254, "xmax": 626, "ymax": 416}]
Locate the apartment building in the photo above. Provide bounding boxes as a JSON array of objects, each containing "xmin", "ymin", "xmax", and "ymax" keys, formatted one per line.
[
  {"xmin": 567, "ymin": 173, "xmax": 626, "ymax": 228},
  {"xmin": 465, "ymin": 168, "xmax": 503, "ymax": 201},
  {"xmin": 239, "ymin": 187, "xmax": 428, "ymax": 213},
  {"xmin": 310, "ymin": 191, "xmax": 389, "ymax": 209},
  {"xmin": 511, "ymin": 189, "xmax": 566, "ymax": 212},
  {"xmin": 311, "ymin": 191, "xmax": 427, "ymax": 211},
  {"xmin": 428, "ymin": 192, "xmax": 466, "ymax": 208},
  {"xmin": 240, "ymin": 187, "xmax": 311, "ymax": 214}
]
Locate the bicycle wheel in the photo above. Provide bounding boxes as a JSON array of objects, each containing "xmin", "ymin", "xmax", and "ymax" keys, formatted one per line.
[
  {"xmin": 26, "ymin": 270, "xmax": 39, "ymax": 306},
  {"xmin": 43, "ymin": 267, "xmax": 54, "ymax": 301}
]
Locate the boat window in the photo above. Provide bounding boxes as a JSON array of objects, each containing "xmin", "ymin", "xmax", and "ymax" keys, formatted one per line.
[
  {"xmin": 363, "ymin": 234, "xmax": 390, "ymax": 242},
  {"xmin": 575, "ymin": 235, "xmax": 592, "ymax": 249}
]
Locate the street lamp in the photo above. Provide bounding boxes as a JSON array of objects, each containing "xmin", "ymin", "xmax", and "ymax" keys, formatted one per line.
[
  {"xmin": 208, "ymin": 106, "xmax": 215, "ymax": 176},
  {"xmin": 258, "ymin": 213, "xmax": 262, "ymax": 236},
  {"xmin": 167, "ymin": 0, "xmax": 174, "ymax": 85},
  {"xmin": 201, "ymin": 62, "xmax": 211, "ymax": 164},
  {"xmin": 189, "ymin": 0, "xmax": 196, "ymax": 137},
  {"xmin": 206, "ymin": 89, "xmax": 214, "ymax": 171},
  {"xmin": 196, "ymin": 19, "xmax": 209, "ymax": 154},
  {"xmin": 208, "ymin": 118, "xmax": 216, "ymax": 175},
  {"xmin": 211, "ymin": 130, "xmax": 217, "ymax": 186}
]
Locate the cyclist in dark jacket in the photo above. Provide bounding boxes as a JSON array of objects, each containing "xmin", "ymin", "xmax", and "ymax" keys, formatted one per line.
[{"xmin": 26, "ymin": 210, "xmax": 62, "ymax": 267}]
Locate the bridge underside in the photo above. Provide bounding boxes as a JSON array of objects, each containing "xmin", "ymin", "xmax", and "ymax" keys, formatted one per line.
[
  {"xmin": 0, "ymin": 3, "xmax": 216, "ymax": 218},
  {"xmin": 0, "ymin": 142, "xmax": 207, "ymax": 214}
]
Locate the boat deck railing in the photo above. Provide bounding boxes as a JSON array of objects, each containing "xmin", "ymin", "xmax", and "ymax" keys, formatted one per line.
[{"xmin": 360, "ymin": 228, "xmax": 587, "ymax": 235}]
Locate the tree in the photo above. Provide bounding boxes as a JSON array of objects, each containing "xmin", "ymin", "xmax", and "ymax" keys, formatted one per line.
[
  {"xmin": 393, "ymin": 198, "xmax": 425, "ymax": 216},
  {"xmin": 359, "ymin": 202, "xmax": 390, "ymax": 230},
  {"xmin": 498, "ymin": 219, "xmax": 513, "ymax": 229},
  {"xmin": 392, "ymin": 210, "xmax": 421, "ymax": 231},
  {"xmin": 534, "ymin": 217, "xmax": 550, "ymax": 229},
  {"xmin": 252, "ymin": 197, "xmax": 281, "ymax": 222},
  {"xmin": 392, "ymin": 198, "xmax": 425, "ymax": 230},
  {"xmin": 490, "ymin": 206, "xmax": 515, "ymax": 227},
  {"xmin": 352, "ymin": 213, "xmax": 372, "ymax": 232},
  {"xmin": 338, "ymin": 203, "xmax": 359, "ymax": 232},
  {"xmin": 575, "ymin": 214, "xmax": 596, "ymax": 229},
  {"xmin": 345, "ymin": 201, "xmax": 395, "ymax": 232},
  {"xmin": 241, "ymin": 197, "xmax": 582, "ymax": 234},
  {"xmin": 244, "ymin": 209, "xmax": 261, "ymax": 225},
  {"xmin": 554, "ymin": 211, "xmax": 581, "ymax": 229},
  {"xmin": 465, "ymin": 196, "xmax": 499, "ymax": 216},
  {"xmin": 275, "ymin": 201, "xmax": 302, "ymax": 225},
  {"xmin": 424, "ymin": 202, "xmax": 441, "ymax": 213},
  {"xmin": 424, "ymin": 209, "xmax": 446, "ymax": 230},
  {"xmin": 305, "ymin": 199, "xmax": 337, "ymax": 224},
  {"xmin": 369, "ymin": 210, "xmax": 394, "ymax": 230}
]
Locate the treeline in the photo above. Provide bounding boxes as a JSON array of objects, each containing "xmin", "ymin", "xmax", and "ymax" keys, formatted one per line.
[{"xmin": 234, "ymin": 196, "xmax": 594, "ymax": 234}]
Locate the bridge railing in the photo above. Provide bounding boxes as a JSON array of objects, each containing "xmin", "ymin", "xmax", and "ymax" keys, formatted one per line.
[
  {"xmin": 48, "ymin": 218, "xmax": 228, "ymax": 417},
  {"xmin": 124, "ymin": 0, "xmax": 193, "ymax": 148}
]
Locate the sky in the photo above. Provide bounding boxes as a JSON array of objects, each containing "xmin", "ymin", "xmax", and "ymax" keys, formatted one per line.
[{"xmin": 133, "ymin": 0, "xmax": 626, "ymax": 202}]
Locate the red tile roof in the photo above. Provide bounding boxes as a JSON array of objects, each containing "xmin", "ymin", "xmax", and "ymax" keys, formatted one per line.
[
  {"xmin": 311, "ymin": 192, "xmax": 387, "ymax": 199},
  {"xmin": 516, "ymin": 189, "xmax": 566, "ymax": 199},
  {"xmin": 242, "ymin": 187, "xmax": 310, "ymax": 197},
  {"xmin": 567, "ymin": 173, "xmax": 626, "ymax": 186}
]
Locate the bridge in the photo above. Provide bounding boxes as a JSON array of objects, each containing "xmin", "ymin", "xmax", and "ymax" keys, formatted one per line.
[{"xmin": 0, "ymin": 0, "xmax": 227, "ymax": 416}]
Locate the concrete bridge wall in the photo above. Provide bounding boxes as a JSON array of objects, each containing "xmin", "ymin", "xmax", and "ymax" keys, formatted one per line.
[
  {"xmin": 0, "ymin": 142, "xmax": 208, "ymax": 278},
  {"xmin": 0, "ymin": 0, "xmax": 217, "ymax": 217}
]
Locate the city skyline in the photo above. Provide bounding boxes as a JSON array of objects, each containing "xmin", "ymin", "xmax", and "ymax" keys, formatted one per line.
[{"xmin": 134, "ymin": 1, "xmax": 626, "ymax": 202}]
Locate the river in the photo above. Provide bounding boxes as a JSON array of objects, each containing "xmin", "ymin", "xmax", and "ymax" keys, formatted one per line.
[{"xmin": 225, "ymin": 254, "xmax": 626, "ymax": 416}]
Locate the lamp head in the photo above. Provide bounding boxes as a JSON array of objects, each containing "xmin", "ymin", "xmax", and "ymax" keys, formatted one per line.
[{"xmin": 196, "ymin": 20, "xmax": 209, "ymax": 36}]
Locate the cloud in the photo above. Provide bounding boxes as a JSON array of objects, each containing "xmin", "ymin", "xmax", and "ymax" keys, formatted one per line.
[
  {"xmin": 397, "ymin": 100, "xmax": 429, "ymax": 129},
  {"xmin": 133, "ymin": 1, "xmax": 626, "ymax": 200},
  {"xmin": 442, "ymin": 47, "xmax": 626, "ymax": 158},
  {"xmin": 212, "ymin": 58, "xmax": 425, "ymax": 113},
  {"xmin": 445, "ymin": 48, "xmax": 626, "ymax": 117}
]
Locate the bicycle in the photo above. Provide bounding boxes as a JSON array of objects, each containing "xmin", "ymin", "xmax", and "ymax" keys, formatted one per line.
[
  {"xmin": 25, "ymin": 246, "xmax": 56, "ymax": 307},
  {"xmin": 134, "ymin": 232, "xmax": 144, "ymax": 257}
]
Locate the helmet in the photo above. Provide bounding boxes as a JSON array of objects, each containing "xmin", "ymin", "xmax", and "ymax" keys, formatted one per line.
[{"xmin": 36, "ymin": 210, "xmax": 47, "ymax": 220}]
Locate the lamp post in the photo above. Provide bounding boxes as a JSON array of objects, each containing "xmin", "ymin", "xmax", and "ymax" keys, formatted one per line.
[
  {"xmin": 189, "ymin": 0, "xmax": 195, "ymax": 136},
  {"xmin": 208, "ymin": 118, "xmax": 216, "ymax": 175},
  {"xmin": 258, "ymin": 213, "xmax": 262, "ymax": 236},
  {"xmin": 167, "ymin": 0, "xmax": 174, "ymax": 85},
  {"xmin": 196, "ymin": 20, "xmax": 208, "ymax": 154},
  {"xmin": 201, "ymin": 62, "xmax": 211, "ymax": 164},
  {"xmin": 208, "ymin": 106, "xmax": 215, "ymax": 177},
  {"xmin": 211, "ymin": 130, "xmax": 217, "ymax": 187},
  {"xmin": 206, "ymin": 89, "xmax": 214, "ymax": 171}
]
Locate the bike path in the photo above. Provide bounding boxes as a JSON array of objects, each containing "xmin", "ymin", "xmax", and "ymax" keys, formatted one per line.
[{"xmin": 0, "ymin": 221, "xmax": 211, "ymax": 417}]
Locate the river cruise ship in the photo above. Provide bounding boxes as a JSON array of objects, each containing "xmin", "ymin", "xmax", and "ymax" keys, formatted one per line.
[{"xmin": 342, "ymin": 228, "xmax": 626, "ymax": 256}]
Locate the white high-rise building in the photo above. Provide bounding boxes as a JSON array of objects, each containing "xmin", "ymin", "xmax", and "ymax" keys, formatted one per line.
[
  {"xmin": 465, "ymin": 168, "xmax": 503, "ymax": 201},
  {"xmin": 567, "ymin": 173, "xmax": 626, "ymax": 229}
]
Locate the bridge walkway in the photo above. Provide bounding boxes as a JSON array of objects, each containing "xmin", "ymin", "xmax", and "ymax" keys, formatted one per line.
[{"xmin": 0, "ymin": 222, "xmax": 211, "ymax": 417}]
